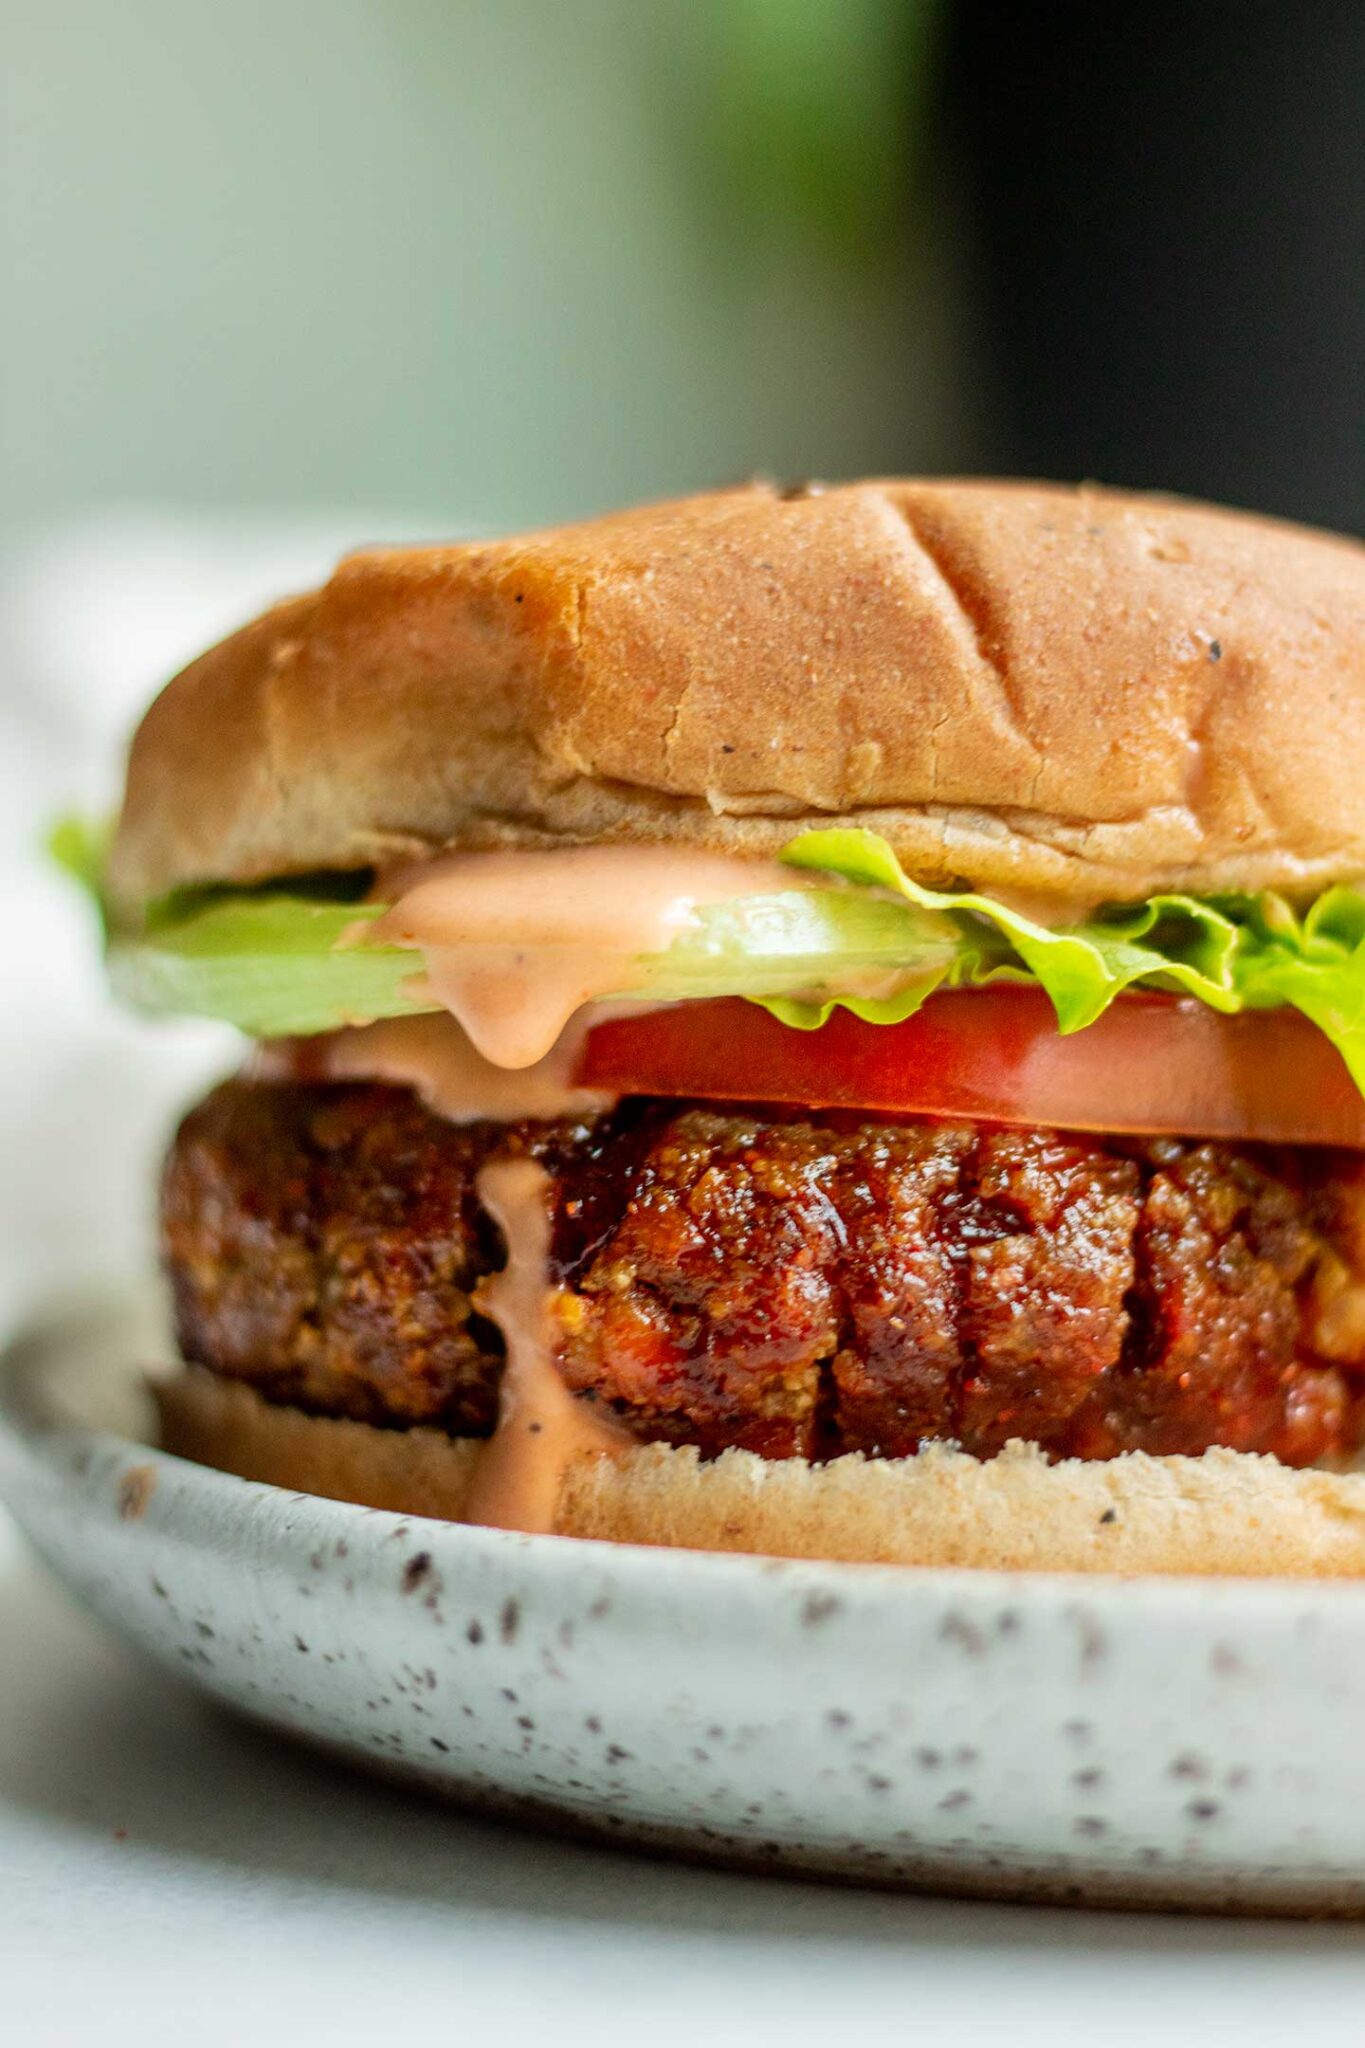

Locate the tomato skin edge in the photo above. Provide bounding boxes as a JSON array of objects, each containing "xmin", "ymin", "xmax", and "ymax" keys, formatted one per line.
[{"xmin": 576, "ymin": 989, "xmax": 1365, "ymax": 1151}]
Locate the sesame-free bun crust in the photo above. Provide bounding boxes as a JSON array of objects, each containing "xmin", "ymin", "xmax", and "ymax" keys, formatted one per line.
[
  {"xmin": 157, "ymin": 1369, "xmax": 1365, "ymax": 1578},
  {"xmin": 110, "ymin": 479, "xmax": 1365, "ymax": 917}
]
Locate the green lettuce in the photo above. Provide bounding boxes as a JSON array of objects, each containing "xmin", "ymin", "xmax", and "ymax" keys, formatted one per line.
[
  {"xmin": 50, "ymin": 816, "xmax": 1365, "ymax": 1095},
  {"xmin": 101, "ymin": 875, "xmax": 965, "ymax": 1040},
  {"xmin": 1227, "ymin": 887, "xmax": 1365, "ymax": 1088},
  {"xmin": 773, "ymin": 829, "xmax": 1243, "ymax": 1031},
  {"xmin": 778, "ymin": 829, "xmax": 1365, "ymax": 1093},
  {"xmin": 106, "ymin": 897, "xmax": 427, "ymax": 1040},
  {"xmin": 48, "ymin": 814, "xmax": 113, "ymax": 924}
]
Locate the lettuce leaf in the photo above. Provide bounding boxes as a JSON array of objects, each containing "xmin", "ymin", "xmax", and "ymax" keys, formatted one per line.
[
  {"xmin": 47, "ymin": 814, "xmax": 112, "ymax": 928},
  {"xmin": 1228, "ymin": 887, "xmax": 1365, "ymax": 1091},
  {"xmin": 105, "ymin": 897, "xmax": 428, "ymax": 1039},
  {"xmin": 775, "ymin": 829, "xmax": 1243, "ymax": 1030},
  {"xmin": 778, "ymin": 830, "xmax": 1365, "ymax": 1093},
  {"xmin": 102, "ymin": 879, "xmax": 966, "ymax": 1039},
  {"xmin": 50, "ymin": 814, "xmax": 1365, "ymax": 1096}
]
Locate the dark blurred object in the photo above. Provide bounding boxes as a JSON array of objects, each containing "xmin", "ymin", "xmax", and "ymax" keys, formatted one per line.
[{"xmin": 948, "ymin": 1, "xmax": 1365, "ymax": 532}]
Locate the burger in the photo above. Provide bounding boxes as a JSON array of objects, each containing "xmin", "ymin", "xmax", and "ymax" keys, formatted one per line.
[{"xmin": 69, "ymin": 479, "xmax": 1365, "ymax": 1574}]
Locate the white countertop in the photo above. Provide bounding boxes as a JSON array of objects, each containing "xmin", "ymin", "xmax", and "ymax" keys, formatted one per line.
[{"xmin": 4, "ymin": 519, "xmax": 1365, "ymax": 2044}]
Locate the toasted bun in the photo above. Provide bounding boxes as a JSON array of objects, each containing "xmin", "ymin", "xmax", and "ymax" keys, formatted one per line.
[
  {"xmin": 110, "ymin": 479, "xmax": 1365, "ymax": 918},
  {"xmin": 157, "ymin": 1369, "xmax": 1365, "ymax": 1578}
]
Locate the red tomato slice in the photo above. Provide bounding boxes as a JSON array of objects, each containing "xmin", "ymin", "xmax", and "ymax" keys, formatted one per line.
[{"xmin": 577, "ymin": 988, "xmax": 1365, "ymax": 1149}]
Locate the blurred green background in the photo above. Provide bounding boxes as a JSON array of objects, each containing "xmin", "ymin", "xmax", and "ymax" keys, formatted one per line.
[
  {"xmin": 11, "ymin": 1, "xmax": 1361, "ymax": 542},
  {"xmin": 5, "ymin": 0, "xmax": 965, "ymax": 535}
]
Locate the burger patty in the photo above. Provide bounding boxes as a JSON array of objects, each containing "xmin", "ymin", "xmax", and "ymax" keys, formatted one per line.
[{"xmin": 161, "ymin": 1079, "xmax": 1365, "ymax": 1468}]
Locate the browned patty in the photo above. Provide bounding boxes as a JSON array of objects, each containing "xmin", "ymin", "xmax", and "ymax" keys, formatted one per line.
[{"xmin": 161, "ymin": 1079, "xmax": 1365, "ymax": 1467}]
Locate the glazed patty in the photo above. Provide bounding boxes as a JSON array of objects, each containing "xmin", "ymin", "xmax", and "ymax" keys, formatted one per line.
[{"xmin": 161, "ymin": 1079, "xmax": 1365, "ymax": 1467}]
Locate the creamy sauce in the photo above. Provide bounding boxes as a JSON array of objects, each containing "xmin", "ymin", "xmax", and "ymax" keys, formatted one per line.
[
  {"xmin": 464, "ymin": 1156, "xmax": 625, "ymax": 1533},
  {"xmin": 357, "ymin": 845, "xmax": 801, "ymax": 1069},
  {"xmin": 254, "ymin": 1013, "xmax": 616, "ymax": 1124}
]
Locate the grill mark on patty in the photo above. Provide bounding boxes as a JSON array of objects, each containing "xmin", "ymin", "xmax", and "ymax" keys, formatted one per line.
[
  {"xmin": 947, "ymin": 1130, "xmax": 1007, "ymax": 1447},
  {"xmin": 945, "ymin": 1130, "xmax": 1133, "ymax": 1454},
  {"xmin": 161, "ymin": 1078, "xmax": 1365, "ymax": 1468}
]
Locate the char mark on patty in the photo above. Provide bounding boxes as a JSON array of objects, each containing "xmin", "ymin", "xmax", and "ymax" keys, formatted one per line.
[{"xmin": 160, "ymin": 1080, "xmax": 1365, "ymax": 1468}]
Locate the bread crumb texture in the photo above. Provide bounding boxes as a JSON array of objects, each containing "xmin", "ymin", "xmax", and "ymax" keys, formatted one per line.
[{"xmin": 159, "ymin": 1370, "xmax": 1365, "ymax": 1576}]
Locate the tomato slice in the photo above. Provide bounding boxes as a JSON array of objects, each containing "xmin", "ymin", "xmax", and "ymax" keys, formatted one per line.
[{"xmin": 577, "ymin": 988, "xmax": 1365, "ymax": 1149}]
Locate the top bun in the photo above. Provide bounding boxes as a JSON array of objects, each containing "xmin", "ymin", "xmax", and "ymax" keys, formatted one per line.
[{"xmin": 108, "ymin": 478, "xmax": 1365, "ymax": 917}]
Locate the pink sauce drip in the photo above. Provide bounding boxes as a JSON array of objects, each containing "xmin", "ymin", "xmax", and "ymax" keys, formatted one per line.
[
  {"xmin": 360, "ymin": 845, "xmax": 800, "ymax": 1069},
  {"xmin": 254, "ymin": 1013, "xmax": 615, "ymax": 1125},
  {"xmin": 463, "ymin": 1156, "xmax": 624, "ymax": 1533}
]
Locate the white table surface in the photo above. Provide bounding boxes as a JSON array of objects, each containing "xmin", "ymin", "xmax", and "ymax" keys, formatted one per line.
[{"xmin": 4, "ymin": 519, "xmax": 1365, "ymax": 2044}]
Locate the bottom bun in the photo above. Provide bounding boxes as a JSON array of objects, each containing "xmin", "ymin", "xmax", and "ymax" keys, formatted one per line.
[{"xmin": 155, "ymin": 1368, "xmax": 1365, "ymax": 1577}]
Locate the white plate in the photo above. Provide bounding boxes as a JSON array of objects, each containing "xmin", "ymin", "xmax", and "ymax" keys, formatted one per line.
[{"xmin": 4, "ymin": 1288, "xmax": 1365, "ymax": 1915}]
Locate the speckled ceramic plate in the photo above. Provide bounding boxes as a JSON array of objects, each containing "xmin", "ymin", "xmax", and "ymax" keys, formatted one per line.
[{"xmin": 5, "ymin": 1289, "xmax": 1365, "ymax": 1914}]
